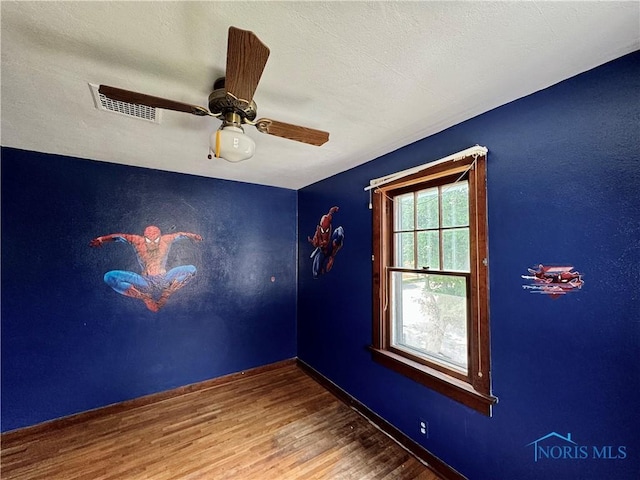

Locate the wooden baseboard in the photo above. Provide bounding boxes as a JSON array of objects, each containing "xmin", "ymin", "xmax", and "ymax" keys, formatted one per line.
[
  {"xmin": 1, "ymin": 358, "xmax": 296, "ymax": 444},
  {"xmin": 296, "ymin": 358, "xmax": 467, "ymax": 480}
]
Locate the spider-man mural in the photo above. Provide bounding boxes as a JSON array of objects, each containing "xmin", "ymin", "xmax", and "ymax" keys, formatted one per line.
[
  {"xmin": 90, "ymin": 225, "xmax": 203, "ymax": 312},
  {"xmin": 308, "ymin": 206, "xmax": 344, "ymax": 278},
  {"xmin": 521, "ymin": 264, "xmax": 583, "ymax": 299}
]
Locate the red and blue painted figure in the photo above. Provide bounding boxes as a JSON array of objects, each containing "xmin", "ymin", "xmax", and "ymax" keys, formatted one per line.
[
  {"xmin": 308, "ymin": 206, "xmax": 344, "ymax": 279},
  {"xmin": 521, "ymin": 264, "xmax": 583, "ymax": 298},
  {"xmin": 90, "ymin": 225, "xmax": 203, "ymax": 311}
]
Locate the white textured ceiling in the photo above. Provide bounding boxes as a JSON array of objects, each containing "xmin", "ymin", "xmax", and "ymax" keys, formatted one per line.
[{"xmin": 2, "ymin": 1, "xmax": 638, "ymax": 189}]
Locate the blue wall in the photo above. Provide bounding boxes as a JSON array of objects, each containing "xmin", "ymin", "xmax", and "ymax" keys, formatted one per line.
[
  {"xmin": 297, "ymin": 51, "xmax": 639, "ymax": 479},
  {"xmin": 1, "ymin": 150, "xmax": 297, "ymax": 432}
]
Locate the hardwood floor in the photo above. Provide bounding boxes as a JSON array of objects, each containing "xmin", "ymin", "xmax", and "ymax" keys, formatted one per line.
[{"xmin": 1, "ymin": 362, "xmax": 443, "ymax": 480}]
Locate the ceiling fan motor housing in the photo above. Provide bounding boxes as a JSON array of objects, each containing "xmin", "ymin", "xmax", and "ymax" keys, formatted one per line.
[{"xmin": 208, "ymin": 84, "xmax": 257, "ymax": 123}]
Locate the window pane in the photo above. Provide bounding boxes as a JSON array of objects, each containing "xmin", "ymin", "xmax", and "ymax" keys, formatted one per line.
[
  {"xmin": 443, "ymin": 228, "xmax": 470, "ymax": 272},
  {"xmin": 416, "ymin": 187, "xmax": 439, "ymax": 229},
  {"xmin": 390, "ymin": 272, "xmax": 468, "ymax": 372},
  {"xmin": 441, "ymin": 181, "xmax": 469, "ymax": 228},
  {"xmin": 417, "ymin": 231, "xmax": 440, "ymax": 270},
  {"xmin": 395, "ymin": 193, "xmax": 414, "ymax": 231},
  {"xmin": 394, "ymin": 232, "xmax": 415, "ymax": 268}
]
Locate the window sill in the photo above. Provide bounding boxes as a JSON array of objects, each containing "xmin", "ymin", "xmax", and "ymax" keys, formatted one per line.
[{"xmin": 369, "ymin": 347, "xmax": 497, "ymax": 416}]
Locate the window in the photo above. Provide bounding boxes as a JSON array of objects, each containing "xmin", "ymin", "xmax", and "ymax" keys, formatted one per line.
[{"xmin": 371, "ymin": 150, "xmax": 496, "ymax": 415}]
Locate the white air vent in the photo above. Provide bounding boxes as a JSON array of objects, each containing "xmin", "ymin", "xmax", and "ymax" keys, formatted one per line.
[{"xmin": 89, "ymin": 83, "xmax": 160, "ymax": 123}]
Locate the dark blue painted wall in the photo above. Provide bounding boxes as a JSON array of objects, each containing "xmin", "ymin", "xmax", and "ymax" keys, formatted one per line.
[
  {"xmin": 298, "ymin": 51, "xmax": 639, "ymax": 479},
  {"xmin": 1, "ymin": 150, "xmax": 297, "ymax": 432}
]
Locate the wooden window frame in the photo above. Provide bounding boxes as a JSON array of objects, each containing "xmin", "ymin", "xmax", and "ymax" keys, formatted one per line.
[{"xmin": 371, "ymin": 153, "xmax": 497, "ymax": 416}]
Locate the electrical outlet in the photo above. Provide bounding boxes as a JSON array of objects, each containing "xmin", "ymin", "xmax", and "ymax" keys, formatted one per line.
[{"xmin": 419, "ymin": 419, "xmax": 429, "ymax": 437}]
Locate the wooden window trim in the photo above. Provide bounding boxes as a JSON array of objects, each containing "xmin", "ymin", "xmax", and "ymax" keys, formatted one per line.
[{"xmin": 371, "ymin": 153, "xmax": 497, "ymax": 416}]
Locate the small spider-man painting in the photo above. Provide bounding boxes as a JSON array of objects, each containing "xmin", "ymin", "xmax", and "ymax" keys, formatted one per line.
[
  {"xmin": 521, "ymin": 264, "xmax": 584, "ymax": 299},
  {"xmin": 308, "ymin": 206, "xmax": 344, "ymax": 279},
  {"xmin": 90, "ymin": 225, "xmax": 203, "ymax": 311}
]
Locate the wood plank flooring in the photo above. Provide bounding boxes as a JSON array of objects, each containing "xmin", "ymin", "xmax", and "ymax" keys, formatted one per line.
[{"xmin": 1, "ymin": 362, "xmax": 443, "ymax": 480}]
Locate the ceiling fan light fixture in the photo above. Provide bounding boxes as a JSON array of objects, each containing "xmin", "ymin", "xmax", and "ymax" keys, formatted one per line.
[{"xmin": 210, "ymin": 125, "xmax": 255, "ymax": 163}]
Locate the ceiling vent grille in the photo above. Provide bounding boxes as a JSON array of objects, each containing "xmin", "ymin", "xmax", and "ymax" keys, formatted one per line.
[{"xmin": 89, "ymin": 83, "xmax": 160, "ymax": 123}]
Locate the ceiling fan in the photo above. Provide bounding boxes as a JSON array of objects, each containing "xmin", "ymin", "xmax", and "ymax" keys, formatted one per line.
[{"xmin": 99, "ymin": 26, "xmax": 329, "ymax": 162}]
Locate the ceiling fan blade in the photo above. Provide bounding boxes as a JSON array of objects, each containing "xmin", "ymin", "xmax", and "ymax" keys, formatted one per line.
[
  {"xmin": 98, "ymin": 85, "xmax": 210, "ymax": 116},
  {"xmin": 255, "ymin": 118, "xmax": 329, "ymax": 146},
  {"xmin": 225, "ymin": 27, "xmax": 270, "ymax": 103}
]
